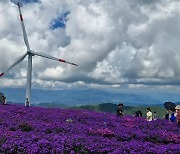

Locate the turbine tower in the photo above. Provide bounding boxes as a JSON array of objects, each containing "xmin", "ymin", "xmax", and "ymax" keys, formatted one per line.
[{"xmin": 0, "ymin": 2, "xmax": 78, "ymax": 106}]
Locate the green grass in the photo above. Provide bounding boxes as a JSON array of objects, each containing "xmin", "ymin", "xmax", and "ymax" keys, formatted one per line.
[{"xmin": 70, "ymin": 103, "xmax": 167, "ymax": 118}]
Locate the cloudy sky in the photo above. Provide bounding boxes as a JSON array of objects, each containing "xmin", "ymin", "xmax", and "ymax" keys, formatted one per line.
[{"xmin": 1, "ymin": 0, "xmax": 180, "ymax": 92}]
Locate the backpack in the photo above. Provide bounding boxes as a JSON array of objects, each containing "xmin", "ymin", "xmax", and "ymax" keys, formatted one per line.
[{"xmin": 170, "ymin": 113, "xmax": 175, "ymax": 122}]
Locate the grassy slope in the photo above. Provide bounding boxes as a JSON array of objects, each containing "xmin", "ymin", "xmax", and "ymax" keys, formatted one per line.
[
  {"xmin": 70, "ymin": 103, "xmax": 167, "ymax": 118},
  {"xmin": 27, "ymin": 102, "xmax": 167, "ymax": 118}
]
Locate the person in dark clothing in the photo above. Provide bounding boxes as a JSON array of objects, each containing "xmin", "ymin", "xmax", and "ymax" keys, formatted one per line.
[
  {"xmin": 139, "ymin": 110, "xmax": 142, "ymax": 117},
  {"xmin": 116, "ymin": 103, "xmax": 124, "ymax": 116},
  {"xmin": 2, "ymin": 95, "xmax": 6, "ymax": 105},
  {"xmin": 134, "ymin": 110, "xmax": 142, "ymax": 117},
  {"xmin": 165, "ymin": 111, "xmax": 169, "ymax": 120}
]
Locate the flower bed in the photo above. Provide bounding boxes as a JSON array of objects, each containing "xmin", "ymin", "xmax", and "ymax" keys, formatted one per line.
[{"xmin": 0, "ymin": 104, "xmax": 179, "ymax": 153}]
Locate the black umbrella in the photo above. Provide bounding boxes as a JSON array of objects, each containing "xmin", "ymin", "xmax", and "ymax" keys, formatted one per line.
[{"xmin": 164, "ymin": 102, "xmax": 176, "ymax": 111}]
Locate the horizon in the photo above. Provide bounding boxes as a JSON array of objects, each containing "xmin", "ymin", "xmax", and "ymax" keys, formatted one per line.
[{"xmin": 1, "ymin": 87, "xmax": 180, "ymax": 106}]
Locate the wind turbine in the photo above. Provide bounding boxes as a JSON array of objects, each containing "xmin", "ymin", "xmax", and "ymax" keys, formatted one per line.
[{"xmin": 0, "ymin": 2, "xmax": 78, "ymax": 106}]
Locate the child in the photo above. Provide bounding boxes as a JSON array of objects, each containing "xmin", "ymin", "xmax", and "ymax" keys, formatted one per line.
[{"xmin": 153, "ymin": 111, "xmax": 157, "ymax": 120}]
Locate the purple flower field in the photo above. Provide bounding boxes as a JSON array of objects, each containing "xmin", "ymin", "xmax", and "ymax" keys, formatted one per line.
[{"xmin": 0, "ymin": 104, "xmax": 179, "ymax": 153}]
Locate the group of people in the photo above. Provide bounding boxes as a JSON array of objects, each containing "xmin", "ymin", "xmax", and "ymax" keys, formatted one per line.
[
  {"xmin": 116, "ymin": 103, "xmax": 180, "ymax": 126},
  {"xmin": 134, "ymin": 108, "xmax": 157, "ymax": 121},
  {"xmin": 134, "ymin": 110, "xmax": 143, "ymax": 117},
  {"xmin": 146, "ymin": 108, "xmax": 158, "ymax": 121},
  {"xmin": 165, "ymin": 105, "xmax": 180, "ymax": 126},
  {"xmin": 116, "ymin": 104, "xmax": 157, "ymax": 121}
]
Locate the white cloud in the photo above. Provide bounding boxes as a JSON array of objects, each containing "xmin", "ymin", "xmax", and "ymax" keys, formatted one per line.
[{"xmin": 0, "ymin": 0, "xmax": 180, "ymax": 91}]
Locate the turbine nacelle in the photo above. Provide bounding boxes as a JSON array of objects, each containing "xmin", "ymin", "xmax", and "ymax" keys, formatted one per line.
[{"xmin": 0, "ymin": 73, "xmax": 4, "ymax": 77}]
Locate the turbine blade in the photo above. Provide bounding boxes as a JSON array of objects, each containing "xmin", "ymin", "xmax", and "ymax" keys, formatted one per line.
[
  {"xmin": 30, "ymin": 51, "xmax": 78, "ymax": 66},
  {"xmin": 0, "ymin": 53, "xmax": 27, "ymax": 77},
  {"xmin": 17, "ymin": 2, "xmax": 30, "ymax": 51}
]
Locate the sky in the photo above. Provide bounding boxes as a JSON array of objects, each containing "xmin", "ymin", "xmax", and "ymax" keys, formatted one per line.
[{"xmin": 0, "ymin": 0, "xmax": 180, "ymax": 93}]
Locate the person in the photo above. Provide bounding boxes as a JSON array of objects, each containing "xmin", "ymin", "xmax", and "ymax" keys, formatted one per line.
[
  {"xmin": 116, "ymin": 103, "xmax": 124, "ymax": 117},
  {"xmin": 146, "ymin": 108, "xmax": 152, "ymax": 121},
  {"xmin": 134, "ymin": 110, "xmax": 142, "ymax": 117},
  {"xmin": 2, "ymin": 95, "xmax": 6, "ymax": 105},
  {"xmin": 153, "ymin": 111, "xmax": 157, "ymax": 120},
  {"xmin": 168, "ymin": 109, "xmax": 173, "ymax": 120},
  {"xmin": 175, "ymin": 105, "xmax": 180, "ymax": 127},
  {"xmin": 174, "ymin": 109, "xmax": 177, "ymax": 122},
  {"xmin": 170, "ymin": 111, "xmax": 176, "ymax": 122},
  {"xmin": 139, "ymin": 110, "xmax": 142, "ymax": 117},
  {"xmin": 26, "ymin": 98, "xmax": 29, "ymax": 107},
  {"xmin": 165, "ymin": 111, "xmax": 169, "ymax": 120}
]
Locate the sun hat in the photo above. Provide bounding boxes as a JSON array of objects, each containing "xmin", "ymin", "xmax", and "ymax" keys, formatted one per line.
[{"xmin": 175, "ymin": 105, "xmax": 180, "ymax": 110}]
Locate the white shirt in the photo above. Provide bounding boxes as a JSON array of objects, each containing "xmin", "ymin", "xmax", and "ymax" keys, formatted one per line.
[{"xmin": 147, "ymin": 111, "xmax": 153, "ymax": 121}]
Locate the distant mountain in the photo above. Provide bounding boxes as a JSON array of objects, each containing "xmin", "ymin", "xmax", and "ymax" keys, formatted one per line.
[
  {"xmin": 0, "ymin": 88, "xmax": 164, "ymax": 106},
  {"xmin": 1, "ymin": 88, "xmax": 180, "ymax": 106},
  {"xmin": 176, "ymin": 102, "xmax": 180, "ymax": 105}
]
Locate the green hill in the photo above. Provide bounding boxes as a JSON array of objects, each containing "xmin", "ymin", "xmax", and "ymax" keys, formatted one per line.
[
  {"xmin": 70, "ymin": 103, "xmax": 166, "ymax": 118},
  {"xmin": 36, "ymin": 102, "xmax": 69, "ymax": 108}
]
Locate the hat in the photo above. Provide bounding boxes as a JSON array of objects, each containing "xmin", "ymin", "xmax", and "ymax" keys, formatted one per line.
[{"xmin": 175, "ymin": 105, "xmax": 180, "ymax": 110}]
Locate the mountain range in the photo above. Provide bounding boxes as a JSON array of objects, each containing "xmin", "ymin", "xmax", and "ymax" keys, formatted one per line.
[{"xmin": 0, "ymin": 87, "xmax": 180, "ymax": 106}]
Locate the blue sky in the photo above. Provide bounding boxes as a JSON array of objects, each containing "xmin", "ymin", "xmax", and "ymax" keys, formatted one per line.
[
  {"xmin": 50, "ymin": 12, "xmax": 70, "ymax": 29},
  {"xmin": 11, "ymin": 0, "xmax": 39, "ymax": 4}
]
